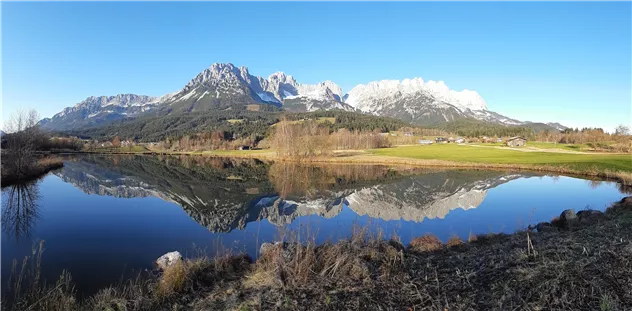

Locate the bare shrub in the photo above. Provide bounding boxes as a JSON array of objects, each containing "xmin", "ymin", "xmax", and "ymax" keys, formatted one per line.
[
  {"xmin": 409, "ymin": 234, "xmax": 443, "ymax": 252},
  {"xmin": 447, "ymin": 235, "xmax": 464, "ymax": 247},
  {"xmin": 3, "ymin": 110, "xmax": 45, "ymax": 178}
]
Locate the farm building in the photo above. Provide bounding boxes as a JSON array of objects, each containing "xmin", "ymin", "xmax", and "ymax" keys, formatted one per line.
[
  {"xmin": 435, "ymin": 137, "xmax": 447, "ymax": 143},
  {"xmin": 418, "ymin": 139, "xmax": 433, "ymax": 145},
  {"xmin": 506, "ymin": 136, "xmax": 527, "ymax": 147}
]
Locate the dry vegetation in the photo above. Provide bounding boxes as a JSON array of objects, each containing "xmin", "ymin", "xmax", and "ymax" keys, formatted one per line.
[
  {"xmin": 4, "ymin": 197, "xmax": 632, "ymax": 311},
  {"xmin": 536, "ymin": 127, "xmax": 632, "ymax": 153},
  {"xmin": 271, "ymin": 118, "xmax": 392, "ymax": 159},
  {"xmin": 1, "ymin": 110, "xmax": 69, "ymax": 186}
]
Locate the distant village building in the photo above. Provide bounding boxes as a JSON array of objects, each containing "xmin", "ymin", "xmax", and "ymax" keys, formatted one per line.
[
  {"xmin": 435, "ymin": 137, "xmax": 447, "ymax": 143},
  {"xmin": 506, "ymin": 136, "xmax": 527, "ymax": 147},
  {"xmin": 418, "ymin": 139, "xmax": 433, "ymax": 145},
  {"xmin": 238, "ymin": 145, "xmax": 250, "ymax": 150},
  {"xmin": 455, "ymin": 137, "xmax": 465, "ymax": 144},
  {"xmin": 100, "ymin": 142, "xmax": 113, "ymax": 148}
]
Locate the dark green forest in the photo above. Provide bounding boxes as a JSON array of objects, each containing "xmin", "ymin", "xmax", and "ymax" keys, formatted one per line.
[
  {"xmin": 60, "ymin": 110, "xmax": 413, "ymax": 143},
  {"xmin": 57, "ymin": 108, "xmax": 556, "ymax": 144},
  {"xmin": 428, "ymin": 119, "xmax": 537, "ymax": 139}
]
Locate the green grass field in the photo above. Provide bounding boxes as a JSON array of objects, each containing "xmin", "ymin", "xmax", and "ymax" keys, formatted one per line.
[
  {"xmin": 369, "ymin": 144, "xmax": 632, "ymax": 172},
  {"xmin": 527, "ymin": 142, "xmax": 583, "ymax": 151}
]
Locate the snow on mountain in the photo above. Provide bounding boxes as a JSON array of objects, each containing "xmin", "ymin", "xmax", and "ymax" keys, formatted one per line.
[
  {"xmin": 546, "ymin": 122, "xmax": 569, "ymax": 131},
  {"xmin": 40, "ymin": 62, "xmax": 565, "ymax": 130},
  {"xmin": 39, "ymin": 94, "xmax": 158, "ymax": 130},
  {"xmin": 345, "ymin": 78, "xmax": 487, "ymax": 113},
  {"xmin": 343, "ymin": 78, "xmax": 527, "ymax": 125},
  {"xmin": 160, "ymin": 63, "xmax": 348, "ymax": 113}
]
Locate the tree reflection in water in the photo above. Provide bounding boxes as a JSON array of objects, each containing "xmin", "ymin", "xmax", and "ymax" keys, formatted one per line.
[{"xmin": 1, "ymin": 181, "xmax": 41, "ymax": 241}]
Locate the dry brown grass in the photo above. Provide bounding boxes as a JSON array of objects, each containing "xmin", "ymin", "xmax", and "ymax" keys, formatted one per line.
[
  {"xmin": 2, "ymin": 155, "xmax": 64, "ymax": 186},
  {"xmin": 36, "ymin": 156, "xmax": 64, "ymax": 168},
  {"xmin": 467, "ymin": 231, "xmax": 478, "ymax": 243},
  {"xmin": 245, "ymin": 227, "xmax": 405, "ymax": 291},
  {"xmin": 409, "ymin": 234, "xmax": 443, "ymax": 252},
  {"xmin": 447, "ymin": 235, "xmax": 464, "ymax": 247},
  {"xmin": 2, "ymin": 241, "xmax": 78, "ymax": 311}
]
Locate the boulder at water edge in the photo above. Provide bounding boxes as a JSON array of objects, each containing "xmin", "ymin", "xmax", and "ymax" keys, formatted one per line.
[{"xmin": 156, "ymin": 251, "xmax": 182, "ymax": 270}]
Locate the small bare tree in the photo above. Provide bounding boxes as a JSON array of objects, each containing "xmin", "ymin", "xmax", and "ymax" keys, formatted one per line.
[
  {"xmin": 615, "ymin": 124, "xmax": 630, "ymax": 136},
  {"xmin": 3, "ymin": 110, "xmax": 44, "ymax": 178}
]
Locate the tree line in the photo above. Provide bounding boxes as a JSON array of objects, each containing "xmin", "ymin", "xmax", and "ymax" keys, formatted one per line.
[{"xmin": 428, "ymin": 119, "xmax": 537, "ymax": 139}]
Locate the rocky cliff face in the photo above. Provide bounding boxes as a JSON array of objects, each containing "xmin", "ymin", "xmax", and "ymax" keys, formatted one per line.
[{"xmin": 39, "ymin": 94, "xmax": 159, "ymax": 130}]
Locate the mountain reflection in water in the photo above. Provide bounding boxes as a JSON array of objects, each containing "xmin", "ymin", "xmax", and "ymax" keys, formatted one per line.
[{"xmin": 54, "ymin": 155, "xmax": 529, "ymax": 233}]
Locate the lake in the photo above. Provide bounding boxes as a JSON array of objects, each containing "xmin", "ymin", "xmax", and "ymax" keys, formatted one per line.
[{"xmin": 1, "ymin": 154, "xmax": 628, "ymax": 297}]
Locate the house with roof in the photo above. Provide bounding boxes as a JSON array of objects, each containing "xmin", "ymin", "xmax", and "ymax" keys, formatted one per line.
[{"xmin": 506, "ymin": 136, "xmax": 527, "ymax": 147}]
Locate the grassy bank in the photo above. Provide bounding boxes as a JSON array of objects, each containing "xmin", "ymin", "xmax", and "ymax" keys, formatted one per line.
[
  {"xmin": 194, "ymin": 145, "xmax": 632, "ymax": 184},
  {"xmin": 55, "ymin": 143, "xmax": 632, "ymax": 184},
  {"xmin": 365, "ymin": 144, "xmax": 632, "ymax": 184},
  {"xmin": 370, "ymin": 144, "xmax": 632, "ymax": 171},
  {"xmin": 1, "ymin": 156, "xmax": 64, "ymax": 187},
  {"xmin": 4, "ymin": 196, "xmax": 632, "ymax": 310}
]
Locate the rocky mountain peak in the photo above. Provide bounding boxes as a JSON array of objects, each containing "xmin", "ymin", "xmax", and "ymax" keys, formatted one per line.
[{"xmin": 268, "ymin": 71, "xmax": 297, "ymax": 86}]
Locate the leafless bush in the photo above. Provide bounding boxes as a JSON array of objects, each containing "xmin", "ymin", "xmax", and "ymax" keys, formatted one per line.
[{"xmin": 2, "ymin": 110, "xmax": 46, "ymax": 178}]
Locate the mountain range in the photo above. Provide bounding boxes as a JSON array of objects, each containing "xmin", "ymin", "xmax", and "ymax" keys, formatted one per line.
[{"xmin": 39, "ymin": 62, "xmax": 566, "ymax": 131}]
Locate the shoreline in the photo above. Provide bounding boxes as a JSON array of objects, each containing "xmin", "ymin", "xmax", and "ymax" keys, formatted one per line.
[
  {"xmin": 1, "ymin": 157, "xmax": 64, "ymax": 187},
  {"xmin": 55, "ymin": 149, "xmax": 632, "ymax": 185},
  {"xmin": 6, "ymin": 196, "xmax": 632, "ymax": 310}
]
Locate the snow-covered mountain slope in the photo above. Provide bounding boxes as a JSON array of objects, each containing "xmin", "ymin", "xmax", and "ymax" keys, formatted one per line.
[
  {"xmin": 546, "ymin": 122, "xmax": 569, "ymax": 131},
  {"xmin": 345, "ymin": 78, "xmax": 487, "ymax": 112},
  {"xmin": 343, "ymin": 78, "xmax": 519, "ymax": 125},
  {"xmin": 39, "ymin": 94, "xmax": 158, "ymax": 130}
]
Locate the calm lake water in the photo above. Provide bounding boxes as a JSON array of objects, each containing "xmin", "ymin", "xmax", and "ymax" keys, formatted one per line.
[{"xmin": 1, "ymin": 154, "xmax": 628, "ymax": 297}]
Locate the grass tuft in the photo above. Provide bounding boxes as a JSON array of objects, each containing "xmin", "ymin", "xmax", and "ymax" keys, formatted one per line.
[
  {"xmin": 409, "ymin": 234, "xmax": 443, "ymax": 252},
  {"xmin": 447, "ymin": 235, "xmax": 464, "ymax": 247}
]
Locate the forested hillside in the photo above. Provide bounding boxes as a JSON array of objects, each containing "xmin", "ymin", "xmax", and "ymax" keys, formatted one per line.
[
  {"xmin": 429, "ymin": 118, "xmax": 537, "ymax": 138},
  {"xmin": 60, "ymin": 110, "xmax": 412, "ymax": 143}
]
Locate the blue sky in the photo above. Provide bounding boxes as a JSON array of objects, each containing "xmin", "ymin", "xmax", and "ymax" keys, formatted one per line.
[{"xmin": 2, "ymin": 2, "xmax": 630, "ymax": 131}]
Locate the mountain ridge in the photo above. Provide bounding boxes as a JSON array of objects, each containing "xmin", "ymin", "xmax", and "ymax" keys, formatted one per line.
[{"xmin": 39, "ymin": 62, "xmax": 565, "ymax": 132}]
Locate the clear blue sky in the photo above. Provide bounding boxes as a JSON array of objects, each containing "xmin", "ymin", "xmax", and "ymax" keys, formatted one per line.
[{"xmin": 2, "ymin": 2, "xmax": 630, "ymax": 131}]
